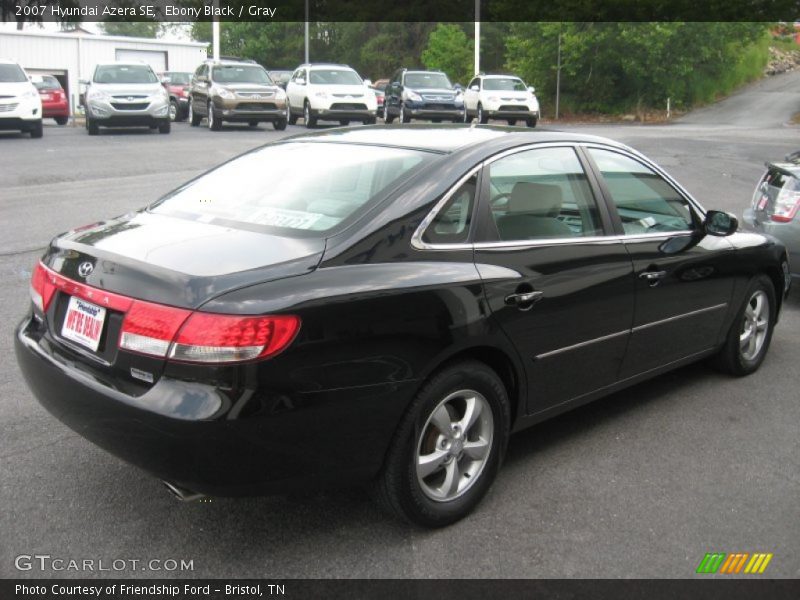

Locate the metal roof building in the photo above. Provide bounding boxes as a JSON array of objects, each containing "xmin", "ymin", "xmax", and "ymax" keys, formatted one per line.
[{"xmin": 0, "ymin": 28, "xmax": 208, "ymax": 114}]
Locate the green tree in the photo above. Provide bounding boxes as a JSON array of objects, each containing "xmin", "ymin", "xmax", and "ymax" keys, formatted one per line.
[{"xmin": 421, "ymin": 23, "xmax": 474, "ymax": 84}]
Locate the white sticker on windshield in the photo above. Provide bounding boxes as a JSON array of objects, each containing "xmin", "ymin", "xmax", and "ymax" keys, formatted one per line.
[{"xmin": 251, "ymin": 207, "xmax": 325, "ymax": 229}]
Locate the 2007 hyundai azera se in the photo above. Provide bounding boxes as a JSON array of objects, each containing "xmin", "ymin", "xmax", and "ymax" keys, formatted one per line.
[{"xmin": 16, "ymin": 126, "xmax": 791, "ymax": 527}]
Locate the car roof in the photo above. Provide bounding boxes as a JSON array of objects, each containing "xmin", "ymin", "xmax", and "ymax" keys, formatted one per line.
[{"xmin": 283, "ymin": 124, "xmax": 627, "ymax": 154}]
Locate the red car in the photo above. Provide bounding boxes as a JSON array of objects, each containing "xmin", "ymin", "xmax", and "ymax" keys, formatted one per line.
[
  {"xmin": 32, "ymin": 75, "xmax": 69, "ymax": 125},
  {"xmin": 159, "ymin": 71, "xmax": 192, "ymax": 122}
]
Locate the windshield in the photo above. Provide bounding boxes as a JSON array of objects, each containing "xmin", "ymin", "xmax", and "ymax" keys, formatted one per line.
[
  {"xmin": 309, "ymin": 69, "xmax": 362, "ymax": 85},
  {"xmin": 483, "ymin": 77, "xmax": 527, "ymax": 92},
  {"xmin": 0, "ymin": 64, "xmax": 28, "ymax": 83},
  {"xmin": 212, "ymin": 65, "xmax": 273, "ymax": 85},
  {"xmin": 33, "ymin": 76, "xmax": 62, "ymax": 90},
  {"xmin": 404, "ymin": 72, "xmax": 452, "ymax": 89},
  {"xmin": 164, "ymin": 72, "xmax": 191, "ymax": 85},
  {"xmin": 150, "ymin": 143, "xmax": 431, "ymax": 235},
  {"xmin": 94, "ymin": 65, "xmax": 157, "ymax": 84}
]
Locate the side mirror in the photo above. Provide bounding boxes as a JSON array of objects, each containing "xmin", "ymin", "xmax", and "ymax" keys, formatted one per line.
[
  {"xmin": 161, "ymin": 76, "xmax": 170, "ymax": 84},
  {"xmin": 470, "ymin": 85, "xmax": 479, "ymax": 92},
  {"xmin": 296, "ymin": 78, "xmax": 305, "ymax": 86},
  {"xmin": 704, "ymin": 210, "xmax": 738, "ymax": 236},
  {"xmin": 528, "ymin": 86, "xmax": 536, "ymax": 94}
]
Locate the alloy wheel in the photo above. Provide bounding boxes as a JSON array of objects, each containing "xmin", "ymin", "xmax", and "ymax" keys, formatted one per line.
[
  {"xmin": 740, "ymin": 290, "xmax": 769, "ymax": 361},
  {"xmin": 415, "ymin": 389, "xmax": 494, "ymax": 502}
]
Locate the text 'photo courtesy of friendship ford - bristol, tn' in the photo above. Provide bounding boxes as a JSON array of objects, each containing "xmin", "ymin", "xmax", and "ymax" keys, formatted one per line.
[{"xmin": 16, "ymin": 125, "xmax": 791, "ymax": 527}]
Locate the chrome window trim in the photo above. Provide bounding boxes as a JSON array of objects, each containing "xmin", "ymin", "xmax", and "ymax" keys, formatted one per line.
[{"xmin": 411, "ymin": 141, "xmax": 706, "ymax": 252}]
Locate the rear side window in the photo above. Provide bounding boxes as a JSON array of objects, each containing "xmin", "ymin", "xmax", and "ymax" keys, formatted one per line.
[
  {"xmin": 422, "ymin": 174, "xmax": 477, "ymax": 244},
  {"xmin": 487, "ymin": 147, "xmax": 603, "ymax": 241},
  {"xmin": 588, "ymin": 148, "xmax": 696, "ymax": 234},
  {"xmin": 151, "ymin": 143, "xmax": 432, "ymax": 236}
]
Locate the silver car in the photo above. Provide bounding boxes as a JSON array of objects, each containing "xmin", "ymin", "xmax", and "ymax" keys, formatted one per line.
[
  {"xmin": 82, "ymin": 63, "xmax": 171, "ymax": 135},
  {"xmin": 743, "ymin": 155, "xmax": 800, "ymax": 281}
]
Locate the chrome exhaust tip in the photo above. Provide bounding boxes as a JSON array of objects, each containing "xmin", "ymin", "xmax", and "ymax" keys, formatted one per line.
[{"xmin": 162, "ymin": 480, "xmax": 206, "ymax": 502}]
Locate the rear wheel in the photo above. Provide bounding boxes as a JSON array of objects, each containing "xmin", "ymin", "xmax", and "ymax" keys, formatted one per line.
[
  {"xmin": 371, "ymin": 360, "xmax": 510, "ymax": 528},
  {"xmin": 55, "ymin": 116, "xmax": 68, "ymax": 126},
  {"xmin": 711, "ymin": 275, "xmax": 776, "ymax": 376}
]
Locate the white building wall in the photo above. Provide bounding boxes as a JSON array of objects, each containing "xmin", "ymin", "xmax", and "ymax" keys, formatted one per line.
[{"xmin": 0, "ymin": 30, "xmax": 207, "ymax": 114}]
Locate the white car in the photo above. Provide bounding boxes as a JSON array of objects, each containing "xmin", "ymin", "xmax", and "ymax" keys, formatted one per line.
[
  {"xmin": 463, "ymin": 74, "xmax": 540, "ymax": 127},
  {"xmin": 0, "ymin": 59, "xmax": 43, "ymax": 138},
  {"xmin": 286, "ymin": 63, "xmax": 377, "ymax": 128}
]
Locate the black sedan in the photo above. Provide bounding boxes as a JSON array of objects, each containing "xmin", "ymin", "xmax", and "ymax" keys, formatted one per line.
[{"xmin": 15, "ymin": 126, "xmax": 791, "ymax": 527}]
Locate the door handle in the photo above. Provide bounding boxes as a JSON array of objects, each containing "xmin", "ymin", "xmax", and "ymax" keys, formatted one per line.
[
  {"xmin": 639, "ymin": 270, "xmax": 667, "ymax": 287},
  {"xmin": 505, "ymin": 290, "xmax": 544, "ymax": 309}
]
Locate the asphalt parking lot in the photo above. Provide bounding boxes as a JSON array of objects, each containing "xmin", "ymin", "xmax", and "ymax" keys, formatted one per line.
[{"xmin": 1, "ymin": 71, "xmax": 798, "ymax": 579}]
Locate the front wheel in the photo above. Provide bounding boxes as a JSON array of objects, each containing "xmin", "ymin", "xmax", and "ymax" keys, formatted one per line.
[
  {"xmin": 477, "ymin": 104, "xmax": 488, "ymax": 124},
  {"xmin": 526, "ymin": 116, "xmax": 538, "ymax": 128},
  {"xmin": 29, "ymin": 120, "xmax": 43, "ymax": 138},
  {"xmin": 711, "ymin": 275, "xmax": 776, "ymax": 376},
  {"xmin": 169, "ymin": 100, "xmax": 179, "ymax": 122},
  {"xmin": 189, "ymin": 99, "xmax": 202, "ymax": 126},
  {"xmin": 399, "ymin": 103, "xmax": 410, "ymax": 123},
  {"xmin": 273, "ymin": 119, "xmax": 287, "ymax": 131},
  {"xmin": 158, "ymin": 120, "xmax": 171, "ymax": 134},
  {"xmin": 304, "ymin": 101, "xmax": 317, "ymax": 128},
  {"xmin": 208, "ymin": 102, "xmax": 221, "ymax": 131},
  {"xmin": 86, "ymin": 117, "xmax": 99, "ymax": 136},
  {"xmin": 384, "ymin": 107, "xmax": 395, "ymax": 124},
  {"xmin": 371, "ymin": 360, "xmax": 510, "ymax": 528}
]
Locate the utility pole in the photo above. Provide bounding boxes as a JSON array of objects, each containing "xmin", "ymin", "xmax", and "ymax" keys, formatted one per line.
[
  {"xmin": 474, "ymin": 0, "xmax": 480, "ymax": 76},
  {"xmin": 555, "ymin": 23, "xmax": 562, "ymax": 120},
  {"xmin": 304, "ymin": 0, "xmax": 310, "ymax": 63}
]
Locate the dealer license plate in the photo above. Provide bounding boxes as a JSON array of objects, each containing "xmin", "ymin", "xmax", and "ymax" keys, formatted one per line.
[{"xmin": 61, "ymin": 296, "xmax": 106, "ymax": 352}]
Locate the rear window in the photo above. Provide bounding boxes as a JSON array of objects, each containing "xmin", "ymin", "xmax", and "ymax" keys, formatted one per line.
[
  {"xmin": 212, "ymin": 65, "xmax": 272, "ymax": 85},
  {"xmin": 0, "ymin": 63, "xmax": 27, "ymax": 83},
  {"xmin": 33, "ymin": 76, "xmax": 62, "ymax": 90},
  {"xmin": 94, "ymin": 65, "xmax": 157, "ymax": 84},
  {"xmin": 150, "ymin": 143, "xmax": 432, "ymax": 236},
  {"xmin": 164, "ymin": 72, "xmax": 191, "ymax": 85}
]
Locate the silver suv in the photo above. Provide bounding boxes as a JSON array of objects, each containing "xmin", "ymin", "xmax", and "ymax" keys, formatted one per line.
[{"xmin": 82, "ymin": 62, "xmax": 170, "ymax": 135}]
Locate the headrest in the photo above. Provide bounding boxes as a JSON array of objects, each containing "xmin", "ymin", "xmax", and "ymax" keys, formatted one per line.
[{"xmin": 508, "ymin": 182, "xmax": 563, "ymax": 216}]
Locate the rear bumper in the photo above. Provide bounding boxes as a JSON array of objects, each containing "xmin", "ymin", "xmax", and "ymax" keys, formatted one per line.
[
  {"xmin": 743, "ymin": 208, "xmax": 800, "ymax": 279},
  {"xmin": 15, "ymin": 315, "xmax": 416, "ymax": 496},
  {"xmin": 42, "ymin": 102, "xmax": 69, "ymax": 118}
]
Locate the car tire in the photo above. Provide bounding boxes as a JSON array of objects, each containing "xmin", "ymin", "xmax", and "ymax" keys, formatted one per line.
[
  {"xmin": 507, "ymin": 119, "xmax": 517, "ymax": 126},
  {"xmin": 169, "ymin": 100, "xmax": 179, "ymax": 122},
  {"xmin": 273, "ymin": 119, "xmax": 287, "ymax": 131},
  {"xmin": 711, "ymin": 274, "xmax": 776, "ymax": 376},
  {"xmin": 477, "ymin": 104, "xmax": 488, "ymax": 124},
  {"xmin": 29, "ymin": 120, "xmax": 43, "ymax": 138},
  {"xmin": 362, "ymin": 117, "xmax": 377, "ymax": 125},
  {"xmin": 526, "ymin": 117, "xmax": 538, "ymax": 128},
  {"xmin": 288, "ymin": 105, "xmax": 298, "ymax": 125},
  {"xmin": 400, "ymin": 103, "xmax": 410, "ymax": 123},
  {"xmin": 55, "ymin": 116, "xmax": 68, "ymax": 126},
  {"xmin": 371, "ymin": 360, "xmax": 510, "ymax": 528},
  {"xmin": 86, "ymin": 117, "xmax": 99, "ymax": 136},
  {"xmin": 339, "ymin": 119, "xmax": 350, "ymax": 126},
  {"xmin": 158, "ymin": 120, "xmax": 171, "ymax": 134},
  {"xmin": 384, "ymin": 107, "xmax": 395, "ymax": 124},
  {"xmin": 189, "ymin": 100, "xmax": 202, "ymax": 126},
  {"xmin": 208, "ymin": 102, "xmax": 221, "ymax": 131},
  {"xmin": 304, "ymin": 101, "xmax": 317, "ymax": 128}
]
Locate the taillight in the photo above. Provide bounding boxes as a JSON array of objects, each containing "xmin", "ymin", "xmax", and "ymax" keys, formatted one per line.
[
  {"xmin": 30, "ymin": 263, "xmax": 56, "ymax": 313},
  {"xmin": 170, "ymin": 313, "xmax": 300, "ymax": 363},
  {"xmin": 119, "ymin": 301, "xmax": 191, "ymax": 358},
  {"xmin": 770, "ymin": 188, "xmax": 800, "ymax": 222}
]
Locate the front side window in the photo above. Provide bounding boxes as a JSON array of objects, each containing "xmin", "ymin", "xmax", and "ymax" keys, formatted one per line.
[
  {"xmin": 94, "ymin": 65, "xmax": 157, "ymax": 84},
  {"xmin": 588, "ymin": 148, "xmax": 696, "ymax": 234},
  {"xmin": 487, "ymin": 147, "xmax": 603, "ymax": 241},
  {"xmin": 309, "ymin": 69, "xmax": 362, "ymax": 85},
  {"xmin": 422, "ymin": 174, "xmax": 477, "ymax": 244},
  {"xmin": 151, "ymin": 143, "xmax": 431, "ymax": 236}
]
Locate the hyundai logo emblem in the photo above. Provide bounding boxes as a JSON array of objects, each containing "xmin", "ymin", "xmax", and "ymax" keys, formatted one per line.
[{"xmin": 77, "ymin": 262, "xmax": 94, "ymax": 278}]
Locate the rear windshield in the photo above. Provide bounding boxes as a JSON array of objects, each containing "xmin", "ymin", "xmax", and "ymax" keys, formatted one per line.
[
  {"xmin": 404, "ymin": 72, "xmax": 452, "ymax": 89},
  {"xmin": 0, "ymin": 64, "xmax": 27, "ymax": 82},
  {"xmin": 33, "ymin": 76, "xmax": 62, "ymax": 90},
  {"xmin": 150, "ymin": 143, "xmax": 432, "ymax": 236},
  {"xmin": 164, "ymin": 72, "xmax": 191, "ymax": 85},
  {"xmin": 212, "ymin": 65, "xmax": 272, "ymax": 85},
  {"xmin": 309, "ymin": 69, "xmax": 362, "ymax": 85},
  {"xmin": 483, "ymin": 78, "xmax": 527, "ymax": 92},
  {"xmin": 94, "ymin": 65, "xmax": 157, "ymax": 84}
]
